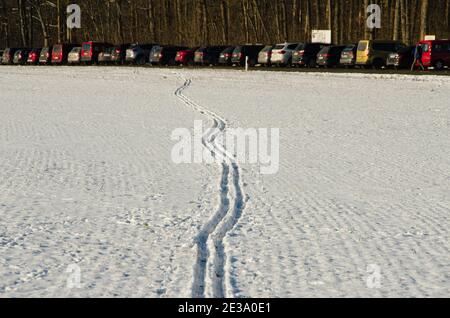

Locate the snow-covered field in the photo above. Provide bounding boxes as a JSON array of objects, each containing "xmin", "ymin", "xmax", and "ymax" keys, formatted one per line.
[{"xmin": 1, "ymin": 66, "xmax": 450, "ymax": 298}]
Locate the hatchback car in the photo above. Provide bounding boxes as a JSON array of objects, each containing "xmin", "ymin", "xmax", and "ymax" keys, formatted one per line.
[
  {"xmin": 194, "ymin": 46, "xmax": 230, "ymax": 66},
  {"xmin": 39, "ymin": 47, "xmax": 53, "ymax": 65},
  {"xmin": 68, "ymin": 47, "xmax": 82, "ymax": 64},
  {"xmin": 339, "ymin": 44, "xmax": 358, "ymax": 67},
  {"xmin": 27, "ymin": 48, "xmax": 42, "ymax": 65},
  {"xmin": 126, "ymin": 43, "xmax": 156, "ymax": 65},
  {"xmin": 271, "ymin": 43, "xmax": 300, "ymax": 66},
  {"xmin": 417, "ymin": 40, "xmax": 450, "ymax": 70},
  {"xmin": 111, "ymin": 44, "xmax": 132, "ymax": 65},
  {"xmin": 356, "ymin": 40, "xmax": 406, "ymax": 69},
  {"xmin": 98, "ymin": 47, "xmax": 115, "ymax": 64},
  {"xmin": 386, "ymin": 46, "xmax": 415, "ymax": 69},
  {"xmin": 292, "ymin": 43, "xmax": 330, "ymax": 67},
  {"xmin": 316, "ymin": 45, "xmax": 347, "ymax": 68},
  {"xmin": 231, "ymin": 45, "xmax": 265, "ymax": 66},
  {"xmin": 13, "ymin": 49, "xmax": 31, "ymax": 65},
  {"xmin": 257, "ymin": 45, "xmax": 274, "ymax": 66}
]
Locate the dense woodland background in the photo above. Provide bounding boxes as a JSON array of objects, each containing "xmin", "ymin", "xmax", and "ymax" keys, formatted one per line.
[{"xmin": 1, "ymin": 0, "xmax": 449, "ymax": 48}]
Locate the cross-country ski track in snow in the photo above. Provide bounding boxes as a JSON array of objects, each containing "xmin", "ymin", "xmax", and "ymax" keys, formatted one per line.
[{"xmin": 174, "ymin": 75, "xmax": 246, "ymax": 298}]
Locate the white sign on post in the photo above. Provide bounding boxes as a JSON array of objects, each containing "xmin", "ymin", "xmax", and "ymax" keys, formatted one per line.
[
  {"xmin": 312, "ymin": 30, "xmax": 332, "ymax": 44},
  {"xmin": 424, "ymin": 35, "xmax": 436, "ymax": 41}
]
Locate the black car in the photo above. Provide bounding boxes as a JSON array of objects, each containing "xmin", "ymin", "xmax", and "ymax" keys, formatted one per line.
[
  {"xmin": 218, "ymin": 46, "xmax": 236, "ymax": 66},
  {"xmin": 150, "ymin": 45, "xmax": 188, "ymax": 65},
  {"xmin": 2, "ymin": 48, "xmax": 22, "ymax": 65},
  {"xmin": 292, "ymin": 43, "xmax": 330, "ymax": 68},
  {"xmin": 316, "ymin": 45, "xmax": 347, "ymax": 68},
  {"xmin": 195, "ymin": 46, "xmax": 230, "ymax": 66},
  {"xmin": 386, "ymin": 45, "xmax": 415, "ymax": 69},
  {"xmin": 231, "ymin": 45, "xmax": 265, "ymax": 66},
  {"xmin": 39, "ymin": 46, "xmax": 53, "ymax": 65},
  {"xmin": 111, "ymin": 44, "xmax": 132, "ymax": 65}
]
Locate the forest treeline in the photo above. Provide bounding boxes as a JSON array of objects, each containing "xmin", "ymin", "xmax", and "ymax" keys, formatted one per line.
[{"xmin": 1, "ymin": 0, "xmax": 449, "ymax": 48}]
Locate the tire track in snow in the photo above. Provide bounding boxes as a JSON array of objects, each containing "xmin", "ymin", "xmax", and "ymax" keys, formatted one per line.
[{"xmin": 174, "ymin": 76, "xmax": 246, "ymax": 298}]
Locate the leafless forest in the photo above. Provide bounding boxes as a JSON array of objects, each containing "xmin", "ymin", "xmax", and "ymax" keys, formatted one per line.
[{"xmin": 1, "ymin": 0, "xmax": 449, "ymax": 48}]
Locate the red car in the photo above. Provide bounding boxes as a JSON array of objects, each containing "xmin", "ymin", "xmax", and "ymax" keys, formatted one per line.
[
  {"xmin": 27, "ymin": 48, "xmax": 42, "ymax": 65},
  {"xmin": 175, "ymin": 47, "xmax": 199, "ymax": 65},
  {"xmin": 417, "ymin": 39, "xmax": 450, "ymax": 70}
]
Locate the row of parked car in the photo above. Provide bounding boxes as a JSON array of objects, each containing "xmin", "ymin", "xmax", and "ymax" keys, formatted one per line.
[{"xmin": 2, "ymin": 39, "xmax": 450, "ymax": 70}]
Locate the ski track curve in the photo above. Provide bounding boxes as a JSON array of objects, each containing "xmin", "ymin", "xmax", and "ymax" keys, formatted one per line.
[{"xmin": 174, "ymin": 75, "xmax": 246, "ymax": 298}]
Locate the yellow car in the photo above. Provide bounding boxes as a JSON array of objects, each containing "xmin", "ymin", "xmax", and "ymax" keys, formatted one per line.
[{"xmin": 356, "ymin": 40, "xmax": 406, "ymax": 69}]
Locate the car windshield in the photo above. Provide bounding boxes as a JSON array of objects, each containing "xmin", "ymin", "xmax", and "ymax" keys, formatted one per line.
[
  {"xmin": 357, "ymin": 42, "xmax": 368, "ymax": 51},
  {"xmin": 261, "ymin": 46, "xmax": 272, "ymax": 52},
  {"xmin": 53, "ymin": 46, "xmax": 62, "ymax": 53},
  {"xmin": 274, "ymin": 45, "xmax": 285, "ymax": 50},
  {"xmin": 82, "ymin": 44, "xmax": 91, "ymax": 51}
]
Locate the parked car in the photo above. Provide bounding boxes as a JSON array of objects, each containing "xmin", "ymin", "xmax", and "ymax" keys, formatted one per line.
[
  {"xmin": 80, "ymin": 41, "xmax": 113, "ymax": 64},
  {"xmin": 39, "ymin": 46, "xmax": 53, "ymax": 64},
  {"xmin": 386, "ymin": 45, "xmax": 415, "ymax": 69},
  {"xmin": 2, "ymin": 48, "xmax": 22, "ymax": 65},
  {"xmin": 231, "ymin": 45, "xmax": 265, "ymax": 66},
  {"xmin": 194, "ymin": 46, "xmax": 230, "ymax": 66},
  {"xmin": 292, "ymin": 43, "xmax": 330, "ymax": 67},
  {"xmin": 68, "ymin": 47, "xmax": 82, "ymax": 64},
  {"xmin": 257, "ymin": 45, "xmax": 274, "ymax": 66},
  {"xmin": 27, "ymin": 48, "xmax": 42, "ymax": 65},
  {"xmin": 175, "ymin": 47, "xmax": 199, "ymax": 66},
  {"xmin": 13, "ymin": 49, "xmax": 31, "ymax": 65},
  {"xmin": 218, "ymin": 46, "xmax": 236, "ymax": 66},
  {"xmin": 126, "ymin": 43, "xmax": 155, "ymax": 65},
  {"xmin": 111, "ymin": 44, "xmax": 131, "ymax": 65},
  {"xmin": 417, "ymin": 39, "xmax": 450, "ymax": 70},
  {"xmin": 339, "ymin": 44, "xmax": 358, "ymax": 67},
  {"xmin": 52, "ymin": 43, "xmax": 79, "ymax": 64},
  {"xmin": 316, "ymin": 45, "xmax": 347, "ymax": 68},
  {"xmin": 270, "ymin": 43, "xmax": 300, "ymax": 66},
  {"xmin": 98, "ymin": 47, "xmax": 115, "ymax": 64},
  {"xmin": 356, "ymin": 40, "xmax": 406, "ymax": 69},
  {"xmin": 150, "ymin": 45, "xmax": 188, "ymax": 65}
]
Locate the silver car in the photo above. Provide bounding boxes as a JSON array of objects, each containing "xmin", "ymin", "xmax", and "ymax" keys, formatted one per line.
[
  {"xmin": 257, "ymin": 45, "xmax": 274, "ymax": 66},
  {"xmin": 270, "ymin": 42, "xmax": 300, "ymax": 66},
  {"xmin": 68, "ymin": 47, "xmax": 82, "ymax": 64}
]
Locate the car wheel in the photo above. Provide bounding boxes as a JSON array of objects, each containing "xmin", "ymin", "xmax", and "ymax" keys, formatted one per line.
[
  {"xmin": 372, "ymin": 59, "xmax": 384, "ymax": 70},
  {"xmin": 136, "ymin": 56, "xmax": 146, "ymax": 65},
  {"xmin": 435, "ymin": 60, "xmax": 445, "ymax": 71}
]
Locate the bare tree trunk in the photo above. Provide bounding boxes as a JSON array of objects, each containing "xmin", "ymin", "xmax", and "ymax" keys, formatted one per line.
[
  {"xmin": 419, "ymin": 0, "xmax": 429, "ymax": 40},
  {"xmin": 393, "ymin": 0, "xmax": 400, "ymax": 40}
]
